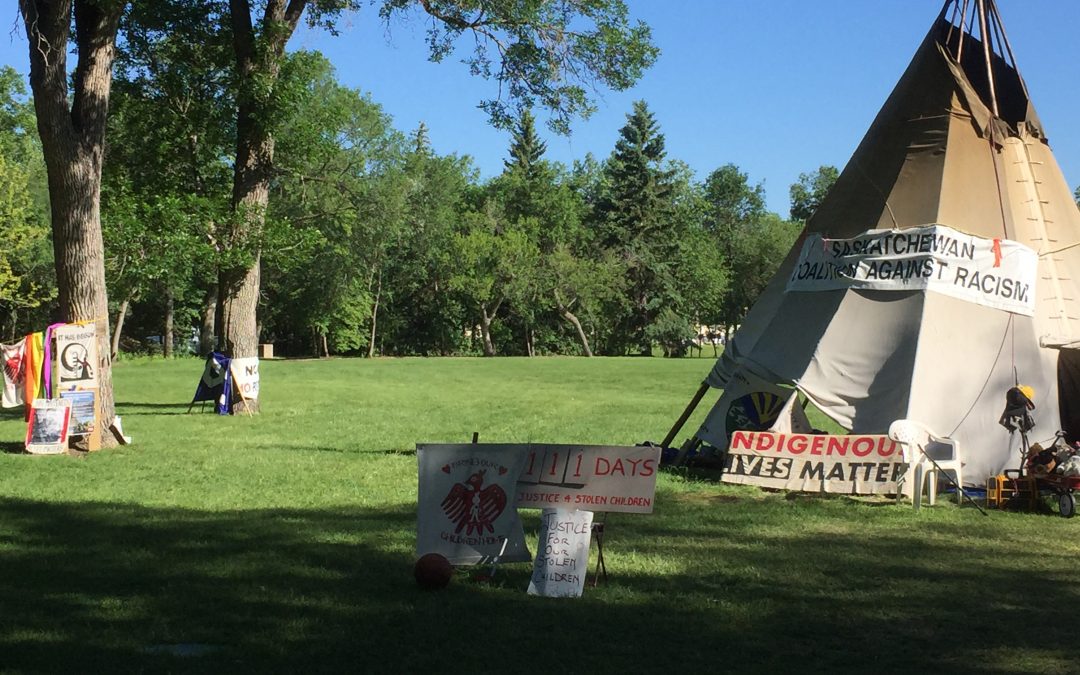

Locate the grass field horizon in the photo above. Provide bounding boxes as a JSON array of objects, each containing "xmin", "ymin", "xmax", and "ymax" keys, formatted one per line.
[{"xmin": 2, "ymin": 356, "xmax": 1079, "ymax": 673}]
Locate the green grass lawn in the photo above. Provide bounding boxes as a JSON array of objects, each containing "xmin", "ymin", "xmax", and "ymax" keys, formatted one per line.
[{"xmin": 1, "ymin": 356, "xmax": 1078, "ymax": 673}]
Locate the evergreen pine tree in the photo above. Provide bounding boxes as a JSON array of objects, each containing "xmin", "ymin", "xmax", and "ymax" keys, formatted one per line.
[
  {"xmin": 504, "ymin": 109, "xmax": 547, "ymax": 181},
  {"xmin": 594, "ymin": 100, "xmax": 678, "ymax": 355},
  {"xmin": 413, "ymin": 121, "xmax": 432, "ymax": 155}
]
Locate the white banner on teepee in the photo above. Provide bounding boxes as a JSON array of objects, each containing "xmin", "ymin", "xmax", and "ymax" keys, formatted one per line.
[{"xmin": 786, "ymin": 225, "xmax": 1037, "ymax": 316}]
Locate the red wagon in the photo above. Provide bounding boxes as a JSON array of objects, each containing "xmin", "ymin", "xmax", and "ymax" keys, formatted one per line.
[{"xmin": 1034, "ymin": 472, "xmax": 1080, "ymax": 518}]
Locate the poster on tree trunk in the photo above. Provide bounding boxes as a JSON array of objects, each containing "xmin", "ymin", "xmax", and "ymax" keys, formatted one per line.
[
  {"xmin": 231, "ymin": 357, "xmax": 260, "ymax": 401},
  {"xmin": 54, "ymin": 324, "xmax": 98, "ymax": 389},
  {"xmin": 25, "ymin": 398, "xmax": 71, "ymax": 455}
]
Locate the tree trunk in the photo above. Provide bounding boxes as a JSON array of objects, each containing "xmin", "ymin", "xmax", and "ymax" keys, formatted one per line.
[
  {"xmin": 559, "ymin": 306, "xmax": 593, "ymax": 357},
  {"xmin": 21, "ymin": 0, "xmax": 124, "ymax": 445},
  {"xmin": 525, "ymin": 325, "xmax": 534, "ymax": 357},
  {"xmin": 367, "ymin": 268, "xmax": 381, "ymax": 358},
  {"xmin": 218, "ymin": 0, "xmax": 309, "ymax": 414},
  {"xmin": 554, "ymin": 291, "xmax": 593, "ymax": 357},
  {"xmin": 111, "ymin": 294, "xmax": 131, "ymax": 361},
  {"xmin": 321, "ymin": 333, "xmax": 329, "ymax": 358},
  {"xmin": 200, "ymin": 285, "xmax": 216, "ymax": 355},
  {"xmin": 479, "ymin": 306, "xmax": 496, "ymax": 357},
  {"xmin": 163, "ymin": 286, "xmax": 174, "ymax": 358}
]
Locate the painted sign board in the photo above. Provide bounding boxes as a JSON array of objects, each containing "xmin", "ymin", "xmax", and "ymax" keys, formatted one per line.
[
  {"xmin": 231, "ymin": 357, "xmax": 260, "ymax": 401},
  {"xmin": 515, "ymin": 444, "xmax": 660, "ymax": 513},
  {"xmin": 527, "ymin": 508, "xmax": 592, "ymax": 598},
  {"xmin": 54, "ymin": 324, "xmax": 98, "ymax": 388},
  {"xmin": 721, "ymin": 431, "xmax": 907, "ymax": 495},
  {"xmin": 416, "ymin": 444, "xmax": 531, "ymax": 566}
]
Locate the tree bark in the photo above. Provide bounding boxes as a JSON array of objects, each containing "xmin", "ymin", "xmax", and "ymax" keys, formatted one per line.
[
  {"xmin": 163, "ymin": 286, "xmax": 174, "ymax": 358},
  {"xmin": 560, "ymin": 306, "xmax": 593, "ymax": 357},
  {"xmin": 367, "ymin": 269, "xmax": 381, "ymax": 358},
  {"xmin": 554, "ymin": 291, "xmax": 593, "ymax": 357},
  {"xmin": 200, "ymin": 285, "xmax": 216, "ymax": 355},
  {"xmin": 111, "ymin": 294, "xmax": 131, "ymax": 361},
  {"xmin": 21, "ymin": 0, "xmax": 124, "ymax": 443},
  {"xmin": 219, "ymin": 0, "xmax": 308, "ymax": 413},
  {"xmin": 480, "ymin": 306, "xmax": 496, "ymax": 357}
]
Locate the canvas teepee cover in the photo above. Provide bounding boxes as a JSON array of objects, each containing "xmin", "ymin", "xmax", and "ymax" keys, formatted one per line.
[{"xmin": 695, "ymin": 1, "xmax": 1080, "ymax": 482}]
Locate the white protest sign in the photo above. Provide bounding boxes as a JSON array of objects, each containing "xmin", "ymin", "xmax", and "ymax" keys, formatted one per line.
[
  {"xmin": 786, "ymin": 225, "xmax": 1037, "ymax": 316},
  {"xmin": 721, "ymin": 431, "xmax": 907, "ymax": 495},
  {"xmin": 231, "ymin": 357, "xmax": 260, "ymax": 400},
  {"xmin": 416, "ymin": 444, "xmax": 532, "ymax": 565},
  {"xmin": 515, "ymin": 444, "xmax": 660, "ymax": 513},
  {"xmin": 25, "ymin": 398, "xmax": 71, "ymax": 455},
  {"xmin": 527, "ymin": 508, "xmax": 593, "ymax": 598},
  {"xmin": 54, "ymin": 324, "xmax": 99, "ymax": 388}
]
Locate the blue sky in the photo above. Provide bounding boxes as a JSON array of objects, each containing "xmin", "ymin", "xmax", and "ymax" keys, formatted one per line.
[{"xmin": 2, "ymin": 1, "xmax": 1078, "ymax": 216}]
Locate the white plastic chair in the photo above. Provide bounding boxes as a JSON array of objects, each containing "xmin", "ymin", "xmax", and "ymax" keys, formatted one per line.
[{"xmin": 888, "ymin": 419, "xmax": 964, "ymax": 510}]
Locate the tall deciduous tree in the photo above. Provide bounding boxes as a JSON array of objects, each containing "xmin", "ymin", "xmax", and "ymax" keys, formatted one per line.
[
  {"xmin": 20, "ymin": 0, "xmax": 126, "ymax": 439},
  {"xmin": 789, "ymin": 165, "xmax": 839, "ymax": 222},
  {"xmin": 0, "ymin": 66, "xmax": 53, "ymax": 340},
  {"xmin": 704, "ymin": 164, "xmax": 795, "ymax": 334},
  {"xmin": 217, "ymin": 0, "xmax": 656, "ymax": 408},
  {"xmin": 107, "ymin": 0, "xmax": 234, "ymax": 357}
]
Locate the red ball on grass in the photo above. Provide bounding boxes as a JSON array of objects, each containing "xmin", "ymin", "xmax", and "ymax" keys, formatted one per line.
[{"xmin": 414, "ymin": 552, "xmax": 453, "ymax": 590}]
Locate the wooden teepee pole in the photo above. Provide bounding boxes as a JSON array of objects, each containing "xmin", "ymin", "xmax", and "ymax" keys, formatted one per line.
[
  {"xmin": 976, "ymin": 0, "xmax": 1000, "ymax": 117},
  {"xmin": 956, "ymin": 0, "xmax": 972, "ymax": 62}
]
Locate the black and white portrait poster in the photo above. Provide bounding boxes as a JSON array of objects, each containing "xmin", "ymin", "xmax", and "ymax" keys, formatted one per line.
[{"xmin": 25, "ymin": 398, "xmax": 71, "ymax": 455}]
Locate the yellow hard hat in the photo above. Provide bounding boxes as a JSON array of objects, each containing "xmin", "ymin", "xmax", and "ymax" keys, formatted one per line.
[{"xmin": 1018, "ymin": 385, "xmax": 1035, "ymax": 403}]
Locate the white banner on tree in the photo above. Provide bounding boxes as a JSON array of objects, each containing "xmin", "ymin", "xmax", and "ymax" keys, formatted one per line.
[
  {"xmin": 231, "ymin": 357, "xmax": 260, "ymax": 400},
  {"xmin": 54, "ymin": 323, "xmax": 98, "ymax": 388},
  {"xmin": 527, "ymin": 508, "xmax": 593, "ymax": 598},
  {"xmin": 786, "ymin": 224, "xmax": 1038, "ymax": 316}
]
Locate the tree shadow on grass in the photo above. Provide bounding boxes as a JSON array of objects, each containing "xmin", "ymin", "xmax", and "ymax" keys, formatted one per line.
[
  {"xmin": 115, "ymin": 401, "xmax": 196, "ymax": 416},
  {"xmin": 0, "ymin": 440, "xmax": 25, "ymax": 454},
  {"xmin": 1, "ymin": 497, "xmax": 1077, "ymax": 673}
]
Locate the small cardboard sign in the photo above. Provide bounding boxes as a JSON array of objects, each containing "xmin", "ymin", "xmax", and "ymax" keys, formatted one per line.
[
  {"xmin": 59, "ymin": 389, "xmax": 96, "ymax": 437},
  {"xmin": 54, "ymin": 324, "xmax": 98, "ymax": 388},
  {"xmin": 516, "ymin": 444, "xmax": 661, "ymax": 513},
  {"xmin": 416, "ymin": 444, "xmax": 532, "ymax": 565},
  {"xmin": 231, "ymin": 357, "xmax": 259, "ymax": 401},
  {"xmin": 528, "ymin": 509, "xmax": 593, "ymax": 598},
  {"xmin": 25, "ymin": 398, "xmax": 71, "ymax": 455}
]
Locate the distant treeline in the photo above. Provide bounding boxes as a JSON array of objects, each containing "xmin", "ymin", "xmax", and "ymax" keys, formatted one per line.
[{"xmin": 1, "ymin": 52, "xmax": 843, "ymax": 358}]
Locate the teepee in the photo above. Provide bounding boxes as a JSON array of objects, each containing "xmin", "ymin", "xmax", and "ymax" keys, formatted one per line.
[{"xmin": 687, "ymin": 0, "xmax": 1080, "ymax": 483}]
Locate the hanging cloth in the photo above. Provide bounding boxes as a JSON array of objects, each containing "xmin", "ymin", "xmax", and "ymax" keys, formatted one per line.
[
  {"xmin": 23, "ymin": 331, "xmax": 44, "ymax": 405},
  {"xmin": 41, "ymin": 322, "xmax": 65, "ymax": 399},
  {"xmin": 1, "ymin": 338, "xmax": 27, "ymax": 408}
]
